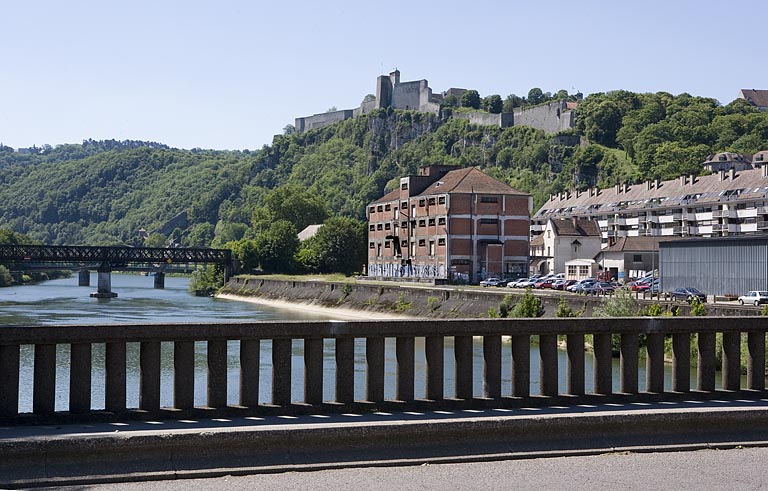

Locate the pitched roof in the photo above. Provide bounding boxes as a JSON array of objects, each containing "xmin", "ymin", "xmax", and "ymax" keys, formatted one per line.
[
  {"xmin": 550, "ymin": 218, "xmax": 600, "ymax": 237},
  {"xmin": 600, "ymin": 236, "xmax": 677, "ymax": 253},
  {"xmin": 298, "ymin": 224, "xmax": 323, "ymax": 241},
  {"xmin": 420, "ymin": 167, "xmax": 527, "ymax": 196},
  {"xmin": 741, "ymin": 89, "xmax": 768, "ymax": 108},
  {"xmin": 370, "ymin": 188, "xmax": 400, "ymax": 205}
]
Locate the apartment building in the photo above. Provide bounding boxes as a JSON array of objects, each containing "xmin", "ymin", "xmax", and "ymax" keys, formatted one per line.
[
  {"xmin": 367, "ymin": 165, "xmax": 531, "ymax": 283},
  {"xmin": 533, "ymin": 151, "xmax": 768, "ymax": 244}
]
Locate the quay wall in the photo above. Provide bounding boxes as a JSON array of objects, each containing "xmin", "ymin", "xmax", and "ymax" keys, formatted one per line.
[{"xmin": 221, "ymin": 277, "xmax": 758, "ymax": 318}]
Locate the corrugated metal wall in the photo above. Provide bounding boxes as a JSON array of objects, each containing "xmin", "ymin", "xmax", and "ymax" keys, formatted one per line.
[{"xmin": 660, "ymin": 238, "xmax": 768, "ymax": 296}]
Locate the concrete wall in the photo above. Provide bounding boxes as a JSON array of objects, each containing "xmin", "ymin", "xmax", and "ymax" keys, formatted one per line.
[
  {"xmin": 513, "ymin": 101, "xmax": 574, "ymax": 134},
  {"xmin": 453, "ymin": 112, "xmax": 514, "ymax": 128},
  {"xmin": 295, "ymin": 109, "xmax": 354, "ymax": 133}
]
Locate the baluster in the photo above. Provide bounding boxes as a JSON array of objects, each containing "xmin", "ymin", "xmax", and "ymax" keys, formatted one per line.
[
  {"xmin": 697, "ymin": 333, "xmax": 716, "ymax": 392},
  {"xmin": 620, "ymin": 333, "xmax": 639, "ymax": 394},
  {"xmin": 70, "ymin": 343, "xmax": 92, "ymax": 414},
  {"xmin": 483, "ymin": 335, "xmax": 501, "ymax": 399},
  {"xmin": 672, "ymin": 333, "xmax": 690, "ymax": 393},
  {"xmin": 454, "ymin": 335, "xmax": 473, "ymax": 400},
  {"xmin": 396, "ymin": 337, "xmax": 415, "ymax": 402},
  {"xmin": 426, "ymin": 336, "xmax": 444, "ymax": 401},
  {"xmin": 539, "ymin": 334, "xmax": 558, "ymax": 397},
  {"xmin": 366, "ymin": 337, "xmax": 385, "ymax": 403},
  {"xmin": 140, "ymin": 341, "xmax": 161, "ymax": 411},
  {"xmin": 304, "ymin": 338, "xmax": 323, "ymax": 405},
  {"xmin": 239, "ymin": 339, "xmax": 260, "ymax": 407},
  {"xmin": 747, "ymin": 332, "xmax": 766, "ymax": 391},
  {"xmin": 174, "ymin": 341, "xmax": 194, "ymax": 410},
  {"xmin": 105, "ymin": 342, "xmax": 126, "ymax": 412},
  {"xmin": 207, "ymin": 339, "xmax": 227, "ymax": 408},
  {"xmin": 566, "ymin": 333, "xmax": 585, "ymax": 396},
  {"xmin": 512, "ymin": 335, "xmax": 530, "ymax": 398},
  {"xmin": 335, "ymin": 338, "xmax": 355, "ymax": 404},
  {"xmin": 722, "ymin": 332, "xmax": 741, "ymax": 391},
  {"xmin": 645, "ymin": 333, "xmax": 664, "ymax": 393},
  {"xmin": 0, "ymin": 344, "xmax": 20, "ymax": 417},
  {"xmin": 593, "ymin": 333, "xmax": 612, "ymax": 395},
  {"xmin": 272, "ymin": 339, "xmax": 292, "ymax": 406},
  {"xmin": 33, "ymin": 344, "xmax": 56, "ymax": 415}
]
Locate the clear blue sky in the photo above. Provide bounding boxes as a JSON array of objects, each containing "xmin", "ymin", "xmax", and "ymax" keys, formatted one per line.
[{"xmin": 1, "ymin": 0, "xmax": 766, "ymax": 151}]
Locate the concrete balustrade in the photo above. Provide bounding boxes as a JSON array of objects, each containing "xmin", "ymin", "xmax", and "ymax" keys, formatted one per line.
[{"xmin": 1, "ymin": 318, "xmax": 768, "ymax": 424}]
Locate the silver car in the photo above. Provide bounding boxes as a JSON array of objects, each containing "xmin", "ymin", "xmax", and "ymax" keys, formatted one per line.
[{"xmin": 738, "ymin": 291, "xmax": 768, "ymax": 306}]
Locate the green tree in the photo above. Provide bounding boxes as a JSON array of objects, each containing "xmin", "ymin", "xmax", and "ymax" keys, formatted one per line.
[
  {"xmin": 0, "ymin": 265, "xmax": 12, "ymax": 287},
  {"xmin": 510, "ymin": 289, "xmax": 543, "ymax": 317},
  {"xmin": 527, "ymin": 88, "xmax": 544, "ymax": 105},
  {"xmin": 252, "ymin": 220, "xmax": 299, "ymax": 273},
  {"xmin": 503, "ymin": 94, "xmax": 522, "ymax": 113},
  {"xmin": 593, "ymin": 290, "xmax": 641, "ymax": 317},
  {"xmin": 144, "ymin": 233, "xmax": 167, "ymax": 248},
  {"xmin": 444, "ymin": 94, "xmax": 459, "ymax": 108},
  {"xmin": 296, "ymin": 216, "xmax": 366, "ymax": 275},
  {"xmin": 263, "ymin": 185, "xmax": 328, "ymax": 233},
  {"xmin": 460, "ymin": 90, "xmax": 481, "ymax": 109},
  {"xmin": 484, "ymin": 94, "xmax": 503, "ymax": 114}
]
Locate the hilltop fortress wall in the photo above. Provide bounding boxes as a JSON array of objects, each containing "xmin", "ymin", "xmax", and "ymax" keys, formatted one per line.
[{"xmin": 295, "ymin": 70, "xmax": 575, "ymax": 135}]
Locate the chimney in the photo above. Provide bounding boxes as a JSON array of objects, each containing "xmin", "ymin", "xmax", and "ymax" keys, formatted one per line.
[
  {"xmin": 622, "ymin": 183, "xmax": 628, "ymax": 193},
  {"xmin": 572, "ymin": 216, "xmax": 578, "ymax": 229},
  {"xmin": 729, "ymin": 168, "xmax": 736, "ymax": 180},
  {"xmin": 645, "ymin": 180, "xmax": 651, "ymax": 191},
  {"xmin": 680, "ymin": 175, "xmax": 687, "ymax": 185},
  {"xmin": 762, "ymin": 166, "xmax": 768, "ymax": 178},
  {"xmin": 615, "ymin": 184, "xmax": 621, "ymax": 194},
  {"xmin": 654, "ymin": 178, "xmax": 660, "ymax": 189},
  {"xmin": 719, "ymin": 169, "xmax": 726, "ymax": 181},
  {"xmin": 689, "ymin": 174, "xmax": 695, "ymax": 185}
]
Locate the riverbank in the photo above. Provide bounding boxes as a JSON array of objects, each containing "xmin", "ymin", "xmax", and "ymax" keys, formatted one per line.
[{"xmin": 217, "ymin": 293, "xmax": 414, "ymax": 320}]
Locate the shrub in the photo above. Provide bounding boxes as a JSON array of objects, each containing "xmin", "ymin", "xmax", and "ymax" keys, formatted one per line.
[
  {"xmin": 394, "ymin": 292, "xmax": 412, "ymax": 312},
  {"xmin": 427, "ymin": 296, "xmax": 441, "ymax": 312},
  {"xmin": 510, "ymin": 289, "xmax": 543, "ymax": 318},
  {"xmin": 555, "ymin": 295, "xmax": 581, "ymax": 317},
  {"xmin": 690, "ymin": 296, "xmax": 707, "ymax": 316},
  {"xmin": 593, "ymin": 289, "xmax": 641, "ymax": 317}
]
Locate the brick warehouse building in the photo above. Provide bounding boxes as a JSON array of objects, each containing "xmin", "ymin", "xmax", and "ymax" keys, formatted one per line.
[{"xmin": 367, "ymin": 165, "xmax": 531, "ymax": 283}]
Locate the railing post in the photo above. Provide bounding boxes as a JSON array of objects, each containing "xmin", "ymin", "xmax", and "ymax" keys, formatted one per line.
[
  {"xmin": 70, "ymin": 343, "xmax": 92, "ymax": 414},
  {"xmin": 239, "ymin": 339, "xmax": 260, "ymax": 407},
  {"xmin": 672, "ymin": 333, "xmax": 690, "ymax": 393},
  {"xmin": 174, "ymin": 340, "xmax": 195, "ymax": 410},
  {"xmin": 0, "ymin": 345, "xmax": 20, "ymax": 417},
  {"xmin": 512, "ymin": 335, "xmax": 530, "ymax": 398},
  {"xmin": 722, "ymin": 332, "xmax": 741, "ymax": 391},
  {"xmin": 304, "ymin": 338, "xmax": 324, "ymax": 405},
  {"xmin": 207, "ymin": 339, "xmax": 228, "ymax": 408},
  {"xmin": 140, "ymin": 341, "xmax": 161, "ymax": 411},
  {"xmin": 272, "ymin": 339, "xmax": 292, "ymax": 406},
  {"xmin": 539, "ymin": 334, "xmax": 558, "ymax": 397},
  {"xmin": 566, "ymin": 334, "xmax": 584, "ymax": 396},
  {"xmin": 747, "ymin": 332, "xmax": 766, "ymax": 391},
  {"xmin": 620, "ymin": 333, "xmax": 639, "ymax": 394},
  {"xmin": 335, "ymin": 337, "xmax": 355, "ymax": 404},
  {"xmin": 646, "ymin": 333, "xmax": 665, "ymax": 393},
  {"xmin": 593, "ymin": 333, "xmax": 613, "ymax": 395},
  {"xmin": 454, "ymin": 335, "xmax": 473, "ymax": 400},
  {"xmin": 105, "ymin": 342, "xmax": 126, "ymax": 413},
  {"xmin": 426, "ymin": 336, "xmax": 444, "ymax": 401},
  {"xmin": 366, "ymin": 337, "xmax": 385, "ymax": 403},
  {"xmin": 33, "ymin": 344, "xmax": 56, "ymax": 415},
  {"xmin": 396, "ymin": 337, "xmax": 414, "ymax": 402},
  {"xmin": 483, "ymin": 335, "xmax": 501, "ymax": 399},
  {"xmin": 697, "ymin": 333, "xmax": 716, "ymax": 392}
]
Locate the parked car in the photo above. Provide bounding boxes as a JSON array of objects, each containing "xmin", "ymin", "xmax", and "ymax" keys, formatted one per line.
[
  {"xmin": 568, "ymin": 278, "xmax": 596, "ymax": 294},
  {"xmin": 480, "ymin": 277, "xmax": 505, "ymax": 287},
  {"xmin": 583, "ymin": 281, "xmax": 615, "ymax": 295},
  {"xmin": 738, "ymin": 291, "xmax": 768, "ymax": 306},
  {"xmin": 552, "ymin": 279, "xmax": 577, "ymax": 290},
  {"xmin": 534, "ymin": 278, "xmax": 555, "ymax": 289},
  {"xmin": 671, "ymin": 287, "xmax": 706, "ymax": 303},
  {"xmin": 510, "ymin": 277, "xmax": 537, "ymax": 288}
]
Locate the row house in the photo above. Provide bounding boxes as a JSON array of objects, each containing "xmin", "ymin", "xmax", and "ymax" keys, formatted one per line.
[
  {"xmin": 533, "ymin": 151, "xmax": 768, "ymax": 244},
  {"xmin": 529, "ymin": 218, "xmax": 601, "ymax": 276},
  {"xmin": 367, "ymin": 165, "xmax": 531, "ymax": 283}
]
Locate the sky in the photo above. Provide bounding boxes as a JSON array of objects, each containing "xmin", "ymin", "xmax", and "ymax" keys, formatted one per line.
[{"xmin": 1, "ymin": 0, "xmax": 766, "ymax": 151}]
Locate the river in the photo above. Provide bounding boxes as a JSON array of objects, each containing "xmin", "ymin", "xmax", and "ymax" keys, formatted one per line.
[{"xmin": 1, "ymin": 274, "xmax": 728, "ymax": 413}]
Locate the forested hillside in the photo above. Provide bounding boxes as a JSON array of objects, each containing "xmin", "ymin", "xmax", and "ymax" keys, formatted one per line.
[{"xmin": 0, "ymin": 91, "xmax": 767, "ymax": 252}]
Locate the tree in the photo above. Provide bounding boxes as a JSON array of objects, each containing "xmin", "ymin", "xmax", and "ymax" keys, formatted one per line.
[
  {"xmin": 484, "ymin": 94, "xmax": 503, "ymax": 114},
  {"xmin": 527, "ymin": 88, "xmax": 544, "ymax": 105},
  {"xmin": 283, "ymin": 124, "xmax": 296, "ymax": 135},
  {"xmin": 444, "ymin": 94, "xmax": 459, "ymax": 108},
  {"xmin": 460, "ymin": 90, "xmax": 481, "ymax": 110},
  {"xmin": 296, "ymin": 217, "xmax": 366, "ymax": 275},
  {"xmin": 362, "ymin": 94, "xmax": 376, "ymax": 103},
  {"xmin": 252, "ymin": 220, "xmax": 299, "ymax": 273},
  {"xmin": 263, "ymin": 184, "xmax": 328, "ymax": 233},
  {"xmin": 503, "ymin": 94, "xmax": 523, "ymax": 113}
]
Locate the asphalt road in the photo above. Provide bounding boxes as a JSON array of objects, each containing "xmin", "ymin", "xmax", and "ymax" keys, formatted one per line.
[{"xmin": 42, "ymin": 446, "xmax": 768, "ymax": 491}]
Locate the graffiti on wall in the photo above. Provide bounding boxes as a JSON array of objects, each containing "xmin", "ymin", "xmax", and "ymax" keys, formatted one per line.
[{"xmin": 368, "ymin": 263, "xmax": 446, "ymax": 279}]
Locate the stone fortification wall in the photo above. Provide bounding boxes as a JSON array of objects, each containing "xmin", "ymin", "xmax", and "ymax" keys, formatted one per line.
[
  {"xmin": 513, "ymin": 101, "xmax": 574, "ymax": 134},
  {"xmin": 392, "ymin": 80, "xmax": 427, "ymax": 110},
  {"xmin": 353, "ymin": 100, "xmax": 377, "ymax": 117},
  {"xmin": 454, "ymin": 112, "xmax": 514, "ymax": 128},
  {"xmin": 295, "ymin": 109, "xmax": 354, "ymax": 133}
]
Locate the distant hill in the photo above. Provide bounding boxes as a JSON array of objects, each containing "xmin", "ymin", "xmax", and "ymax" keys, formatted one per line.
[{"xmin": 0, "ymin": 91, "xmax": 766, "ymax": 246}]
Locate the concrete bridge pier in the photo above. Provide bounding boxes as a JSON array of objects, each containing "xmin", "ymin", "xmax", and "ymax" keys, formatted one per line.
[
  {"xmin": 90, "ymin": 265, "xmax": 117, "ymax": 298},
  {"xmin": 78, "ymin": 269, "xmax": 90, "ymax": 287},
  {"xmin": 153, "ymin": 272, "xmax": 165, "ymax": 289}
]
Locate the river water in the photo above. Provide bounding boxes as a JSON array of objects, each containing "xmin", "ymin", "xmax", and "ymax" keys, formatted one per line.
[{"xmin": 1, "ymin": 274, "xmax": 722, "ymax": 413}]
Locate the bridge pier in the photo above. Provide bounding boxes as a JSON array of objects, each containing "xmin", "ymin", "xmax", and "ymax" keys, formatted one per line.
[
  {"xmin": 78, "ymin": 269, "xmax": 90, "ymax": 287},
  {"xmin": 90, "ymin": 267, "xmax": 117, "ymax": 298},
  {"xmin": 153, "ymin": 272, "xmax": 165, "ymax": 289}
]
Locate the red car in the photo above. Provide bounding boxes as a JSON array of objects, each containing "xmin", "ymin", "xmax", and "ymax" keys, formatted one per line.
[{"xmin": 534, "ymin": 278, "xmax": 554, "ymax": 289}]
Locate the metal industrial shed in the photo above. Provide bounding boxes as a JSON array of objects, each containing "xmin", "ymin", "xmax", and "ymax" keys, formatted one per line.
[{"xmin": 659, "ymin": 236, "xmax": 768, "ymax": 296}]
